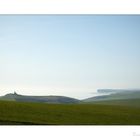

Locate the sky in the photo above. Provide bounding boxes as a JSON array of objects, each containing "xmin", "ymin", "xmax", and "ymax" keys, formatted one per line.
[{"xmin": 0, "ymin": 15, "xmax": 140, "ymax": 99}]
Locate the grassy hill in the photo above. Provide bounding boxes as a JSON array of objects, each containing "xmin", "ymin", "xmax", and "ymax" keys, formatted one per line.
[
  {"xmin": 83, "ymin": 90, "xmax": 140, "ymax": 102},
  {"xmin": 87, "ymin": 98, "xmax": 140, "ymax": 108},
  {"xmin": 0, "ymin": 100, "xmax": 140, "ymax": 125},
  {"xmin": 0, "ymin": 93, "xmax": 79, "ymax": 104}
]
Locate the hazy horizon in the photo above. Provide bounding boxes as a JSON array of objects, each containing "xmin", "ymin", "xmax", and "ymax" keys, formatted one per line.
[{"xmin": 0, "ymin": 15, "xmax": 140, "ymax": 99}]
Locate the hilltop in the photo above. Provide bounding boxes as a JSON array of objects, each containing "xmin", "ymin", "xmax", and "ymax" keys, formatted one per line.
[{"xmin": 0, "ymin": 92, "xmax": 79, "ymax": 104}]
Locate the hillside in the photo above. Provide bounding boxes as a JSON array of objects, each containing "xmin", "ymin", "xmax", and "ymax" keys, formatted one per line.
[
  {"xmin": 86, "ymin": 98, "xmax": 140, "ymax": 108},
  {"xmin": 0, "ymin": 92, "xmax": 79, "ymax": 104},
  {"xmin": 83, "ymin": 90, "xmax": 140, "ymax": 102}
]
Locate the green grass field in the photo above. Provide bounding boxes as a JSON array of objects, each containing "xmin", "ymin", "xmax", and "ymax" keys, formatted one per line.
[{"xmin": 0, "ymin": 100, "xmax": 140, "ymax": 125}]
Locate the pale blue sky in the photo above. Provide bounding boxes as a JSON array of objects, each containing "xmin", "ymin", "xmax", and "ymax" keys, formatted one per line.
[{"xmin": 0, "ymin": 15, "xmax": 140, "ymax": 99}]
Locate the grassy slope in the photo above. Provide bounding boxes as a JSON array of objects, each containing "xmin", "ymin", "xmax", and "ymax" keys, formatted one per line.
[
  {"xmin": 83, "ymin": 91, "xmax": 140, "ymax": 102},
  {"xmin": 0, "ymin": 101, "xmax": 140, "ymax": 125},
  {"xmin": 89, "ymin": 99, "xmax": 140, "ymax": 107},
  {"xmin": 0, "ymin": 94, "xmax": 79, "ymax": 104}
]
